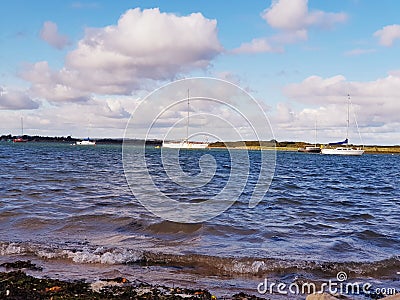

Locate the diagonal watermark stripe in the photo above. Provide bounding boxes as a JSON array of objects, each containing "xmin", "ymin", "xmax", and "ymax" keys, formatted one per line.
[{"xmin": 122, "ymin": 77, "xmax": 276, "ymax": 223}]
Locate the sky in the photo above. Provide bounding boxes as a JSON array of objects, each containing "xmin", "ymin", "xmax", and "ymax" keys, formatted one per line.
[{"xmin": 1, "ymin": 0, "xmax": 400, "ymax": 145}]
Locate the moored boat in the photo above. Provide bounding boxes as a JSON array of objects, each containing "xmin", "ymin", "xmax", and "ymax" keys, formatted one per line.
[
  {"xmin": 298, "ymin": 146, "xmax": 321, "ymax": 153},
  {"xmin": 162, "ymin": 90, "xmax": 208, "ymax": 149},
  {"xmin": 162, "ymin": 140, "xmax": 208, "ymax": 149},
  {"xmin": 321, "ymin": 95, "xmax": 364, "ymax": 156},
  {"xmin": 13, "ymin": 117, "xmax": 28, "ymax": 143},
  {"xmin": 74, "ymin": 138, "xmax": 96, "ymax": 146},
  {"xmin": 13, "ymin": 137, "xmax": 28, "ymax": 143},
  {"xmin": 321, "ymin": 147, "xmax": 364, "ymax": 155}
]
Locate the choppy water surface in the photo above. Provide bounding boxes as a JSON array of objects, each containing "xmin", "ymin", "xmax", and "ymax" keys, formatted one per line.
[{"xmin": 0, "ymin": 142, "xmax": 399, "ymax": 299}]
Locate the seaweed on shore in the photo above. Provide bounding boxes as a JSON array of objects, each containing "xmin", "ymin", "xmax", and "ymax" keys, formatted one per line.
[
  {"xmin": 0, "ymin": 270, "xmax": 93, "ymax": 299},
  {"xmin": 0, "ymin": 260, "xmax": 43, "ymax": 271},
  {"xmin": 0, "ymin": 268, "xmax": 266, "ymax": 300}
]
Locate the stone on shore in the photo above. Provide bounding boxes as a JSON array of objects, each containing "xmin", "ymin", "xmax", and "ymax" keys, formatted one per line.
[
  {"xmin": 380, "ymin": 294, "xmax": 400, "ymax": 300},
  {"xmin": 306, "ymin": 293, "xmax": 342, "ymax": 300}
]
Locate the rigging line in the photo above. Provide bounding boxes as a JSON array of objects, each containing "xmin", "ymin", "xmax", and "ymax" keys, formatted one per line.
[
  {"xmin": 346, "ymin": 94, "xmax": 350, "ymax": 143},
  {"xmin": 349, "ymin": 98, "xmax": 364, "ymax": 148},
  {"xmin": 186, "ymin": 89, "xmax": 189, "ymax": 142}
]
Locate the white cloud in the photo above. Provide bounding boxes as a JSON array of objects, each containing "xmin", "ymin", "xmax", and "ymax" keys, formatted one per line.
[
  {"xmin": 270, "ymin": 29, "xmax": 308, "ymax": 44},
  {"xmin": 21, "ymin": 61, "xmax": 92, "ymax": 103},
  {"xmin": 374, "ymin": 24, "xmax": 400, "ymax": 46},
  {"xmin": 234, "ymin": 0, "xmax": 347, "ymax": 54},
  {"xmin": 24, "ymin": 8, "xmax": 223, "ymax": 102},
  {"xmin": 0, "ymin": 87, "xmax": 39, "ymax": 110},
  {"xmin": 344, "ymin": 48, "xmax": 376, "ymax": 56},
  {"xmin": 232, "ymin": 38, "xmax": 283, "ymax": 54},
  {"xmin": 284, "ymin": 75, "xmax": 348, "ymax": 103},
  {"xmin": 262, "ymin": 0, "xmax": 347, "ymax": 31},
  {"xmin": 1, "ymin": 96, "xmax": 136, "ymax": 138},
  {"xmin": 271, "ymin": 73, "xmax": 400, "ymax": 144},
  {"xmin": 285, "ymin": 74, "xmax": 400, "ymax": 107},
  {"xmin": 121, "ymin": 78, "xmax": 274, "ymax": 142},
  {"xmin": 40, "ymin": 21, "xmax": 71, "ymax": 50},
  {"xmin": 101, "ymin": 98, "xmax": 131, "ymax": 119}
]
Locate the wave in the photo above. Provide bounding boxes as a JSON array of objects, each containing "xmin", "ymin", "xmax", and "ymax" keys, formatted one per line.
[
  {"xmin": 140, "ymin": 252, "xmax": 400, "ymax": 279},
  {"xmin": 1, "ymin": 241, "xmax": 399, "ymax": 279},
  {"xmin": 0, "ymin": 242, "xmax": 141, "ymax": 265}
]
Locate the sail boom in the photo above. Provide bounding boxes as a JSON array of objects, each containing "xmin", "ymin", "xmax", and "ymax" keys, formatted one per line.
[{"xmin": 328, "ymin": 138, "xmax": 348, "ymax": 145}]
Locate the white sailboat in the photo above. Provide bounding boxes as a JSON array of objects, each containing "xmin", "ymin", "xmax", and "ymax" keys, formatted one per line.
[
  {"xmin": 75, "ymin": 138, "xmax": 96, "ymax": 146},
  {"xmin": 74, "ymin": 120, "xmax": 96, "ymax": 146},
  {"xmin": 298, "ymin": 119, "xmax": 321, "ymax": 153},
  {"xmin": 13, "ymin": 117, "xmax": 28, "ymax": 143},
  {"xmin": 162, "ymin": 90, "xmax": 209, "ymax": 149},
  {"xmin": 321, "ymin": 95, "xmax": 364, "ymax": 156}
]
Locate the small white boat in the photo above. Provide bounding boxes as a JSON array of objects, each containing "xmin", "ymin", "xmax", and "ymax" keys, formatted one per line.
[
  {"xmin": 321, "ymin": 95, "xmax": 364, "ymax": 156},
  {"xmin": 297, "ymin": 120, "xmax": 321, "ymax": 153},
  {"xmin": 321, "ymin": 147, "xmax": 364, "ymax": 155},
  {"xmin": 162, "ymin": 140, "xmax": 208, "ymax": 149},
  {"xmin": 162, "ymin": 90, "xmax": 208, "ymax": 150},
  {"xmin": 75, "ymin": 138, "xmax": 96, "ymax": 146},
  {"xmin": 298, "ymin": 146, "xmax": 321, "ymax": 153}
]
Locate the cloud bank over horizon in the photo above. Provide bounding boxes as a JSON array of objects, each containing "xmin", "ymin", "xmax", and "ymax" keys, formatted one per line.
[{"xmin": 1, "ymin": 2, "xmax": 399, "ymax": 145}]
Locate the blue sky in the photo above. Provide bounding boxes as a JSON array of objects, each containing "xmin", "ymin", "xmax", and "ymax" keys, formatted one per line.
[{"xmin": 1, "ymin": 0, "xmax": 400, "ymax": 145}]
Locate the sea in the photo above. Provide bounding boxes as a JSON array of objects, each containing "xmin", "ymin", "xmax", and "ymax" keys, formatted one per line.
[{"xmin": 0, "ymin": 142, "xmax": 399, "ymax": 299}]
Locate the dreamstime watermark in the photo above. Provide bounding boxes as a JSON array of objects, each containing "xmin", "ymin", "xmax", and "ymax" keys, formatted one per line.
[
  {"xmin": 257, "ymin": 271, "xmax": 398, "ymax": 296},
  {"xmin": 122, "ymin": 77, "xmax": 276, "ymax": 223}
]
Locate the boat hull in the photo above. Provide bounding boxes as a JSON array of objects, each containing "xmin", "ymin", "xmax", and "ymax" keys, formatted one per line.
[
  {"xmin": 162, "ymin": 141, "xmax": 208, "ymax": 149},
  {"xmin": 13, "ymin": 138, "xmax": 28, "ymax": 143},
  {"xmin": 321, "ymin": 148, "xmax": 364, "ymax": 155},
  {"xmin": 75, "ymin": 141, "xmax": 96, "ymax": 146},
  {"xmin": 298, "ymin": 146, "xmax": 321, "ymax": 153}
]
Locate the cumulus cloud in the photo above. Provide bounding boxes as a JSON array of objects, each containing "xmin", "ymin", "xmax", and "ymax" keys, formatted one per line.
[
  {"xmin": 274, "ymin": 73, "xmax": 400, "ymax": 144},
  {"xmin": 262, "ymin": 0, "xmax": 347, "ymax": 31},
  {"xmin": 285, "ymin": 74, "xmax": 400, "ymax": 107},
  {"xmin": 231, "ymin": 37, "xmax": 283, "ymax": 54},
  {"xmin": 40, "ymin": 21, "xmax": 71, "ymax": 50},
  {"xmin": 0, "ymin": 87, "xmax": 39, "ymax": 110},
  {"xmin": 21, "ymin": 61, "xmax": 92, "ymax": 103},
  {"xmin": 284, "ymin": 75, "xmax": 349, "ymax": 103},
  {"xmin": 120, "ymin": 78, "xmax": 274, "ymax": 142},
  {"xmin": 24, "ymin": 8, "xmax": 223, "ymax": 102},
  {"xmin": 374, "ymin": 24, "xmax": 400, "ymax": 46},
  {"xmin": 101, "ymin": 98, "xmax": 131, "ymax": 119},
  {"xmin": 233, "ymin": 0, "xmax": 347, "ymax": 54},
  {"xmin": 0, "ymin": 96, "xmax": 135, "ymax": 137}
]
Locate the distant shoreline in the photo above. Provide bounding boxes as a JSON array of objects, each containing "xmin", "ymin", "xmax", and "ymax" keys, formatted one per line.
[{"xmin": 1, "ymin": 135, "xmax": 399, "ymax": 154}]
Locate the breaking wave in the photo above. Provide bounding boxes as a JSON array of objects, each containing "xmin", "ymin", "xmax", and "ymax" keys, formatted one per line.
[{"xmin": 1, "ymin": 241, "xmax": 399, "ymax": 279}]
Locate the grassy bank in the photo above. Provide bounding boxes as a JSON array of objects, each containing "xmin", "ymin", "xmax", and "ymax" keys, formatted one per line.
[{"xmin": 208, "ymin": 141, "xmax": 400, "ymax": 154}]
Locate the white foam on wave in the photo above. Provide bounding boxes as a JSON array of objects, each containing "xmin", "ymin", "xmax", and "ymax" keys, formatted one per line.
[
  {"xmin": 61, "ymin": 247, "xmax": 141, "ymax": 264},
  {"xmin": 0, "ymin": 242, "xmax": 142, "ymax": 265},
  {"xmin": 0, "ymin": 243, "xmax": 26, "ymax": 255},
  {"xmin": 225, "ymin": 259, "xmax": 267, "ymax": 274}
]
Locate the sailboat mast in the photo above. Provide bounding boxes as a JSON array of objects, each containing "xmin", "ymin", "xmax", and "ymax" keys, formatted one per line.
[
  {"xmin": 21, "ymin": 117, "xmax": 24, "ymax": 136},
  {"xmin": 186, "ymin": 89, "xmax": 189, "ymax": 142},
  {"xmin": 346, "ymin": 94, "xmax": 350, "ymax": 145},
  {"xmin": 314, "ymin": 119, "xmax": 317, "ymax": 147}
]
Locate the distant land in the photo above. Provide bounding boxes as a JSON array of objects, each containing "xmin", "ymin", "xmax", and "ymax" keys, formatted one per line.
[{"xmin": 1, "ymin": 134, "xmax": 399, "ymax": 154}]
